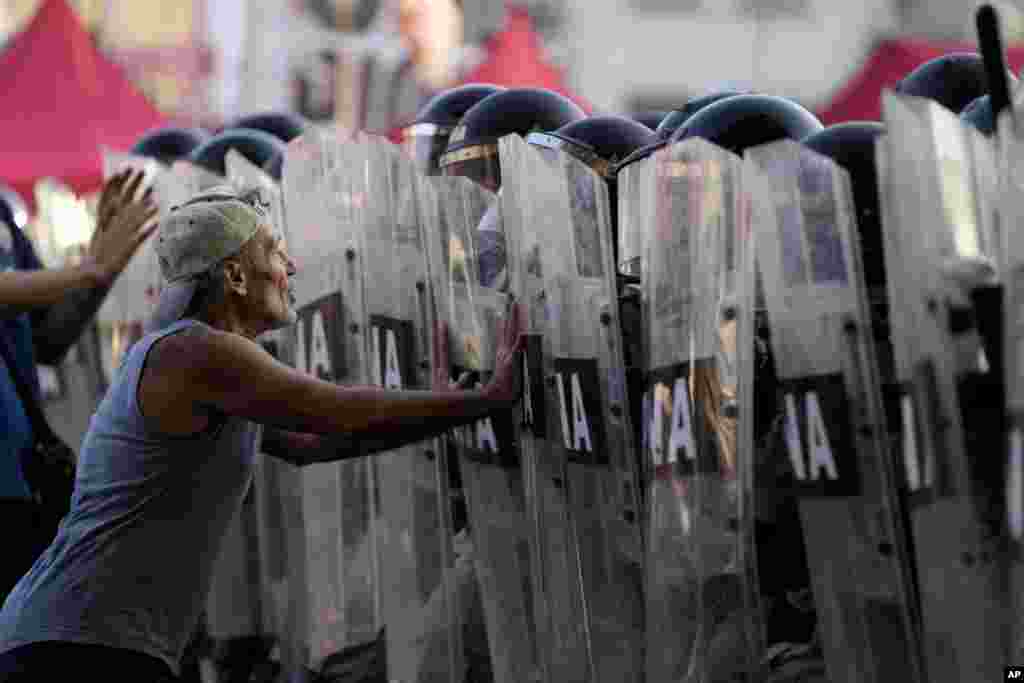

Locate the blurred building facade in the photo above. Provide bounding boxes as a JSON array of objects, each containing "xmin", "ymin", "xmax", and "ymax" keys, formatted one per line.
[
  {"xmin": 566, "ymin": 0, "xmax": 1024, "ymax": 114},
  {"xmin": 1, "ymin": 0, "xmax": 1023, "ymax": 131}
]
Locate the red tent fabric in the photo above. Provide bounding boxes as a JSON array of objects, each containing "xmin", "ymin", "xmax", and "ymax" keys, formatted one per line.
[
  {"xmin": 386, "ymin": 4, "xmax": 589, "ymax": 142},
  {"xmin": 819, "ymin": 38, "xmax": 1024, "ymax": 124},
  {"xmin": 0, "ymin": 0, "xmax": 165, "ymax": 209},
  {"xmin": 455, "ymin": 5, "xmax": 590, "ymax": 113}
]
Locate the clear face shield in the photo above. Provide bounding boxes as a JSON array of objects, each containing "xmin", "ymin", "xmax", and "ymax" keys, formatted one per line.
[
  {"xmin": 440, "ymin": 144, "xmax": 502, "ymax": 193},
  {"xmin": 401, "ymin": 123, "xmax": 452, "ymax": 177}
]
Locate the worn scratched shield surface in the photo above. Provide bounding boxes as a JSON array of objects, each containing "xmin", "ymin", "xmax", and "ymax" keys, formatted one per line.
[
  {"xmin": 424, "ymin": 171, "xmax": 543, "ymax": 683},
  {"xmin": 638, "ymin": 137, "xmax": 761, "ymax": 682},
  {"xmin": 616, "ymin": 155, "xmax": 653, "ymax": 279},
  {"xmin": 499, "ymin": 134, "xmax": 644, "ymax": 682},
  {"xmin": 745, "ymin": 139, "xmax": 924, "ymax": 682},
  {"xmin": 278, "ymin": 129, "xmax": 386, "ymax": 676},
  {"xmin": 997, "ymin": 105, "xmax": 1024, "ymax": 670},
  {"xmin": 880, "ymin": 93, "xmax": 1008, "ymax": 682},
  {"xmin": 226, "ymin": 149, "xmax": 289, "ymax": 246},
  {"xmin": 328, "ymin": 134, "xmax": 465, "ymax": 683},
  {"xmin": 98, "ymin": 151, "xmax": 168, "ymax": 364}
]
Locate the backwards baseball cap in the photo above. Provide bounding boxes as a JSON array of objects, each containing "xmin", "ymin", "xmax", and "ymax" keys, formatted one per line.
[{"xmin": 148, "ymin": 186, "xmax": 270, "ymax": 332}]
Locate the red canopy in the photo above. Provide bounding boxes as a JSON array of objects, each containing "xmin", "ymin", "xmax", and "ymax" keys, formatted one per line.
[
  {"xmin": 819, "ymin": 38, "xmax": 1024, "ymax": 124},
  {"xmin": 386, "ymin": 4, "xmax": 589, "ymax": 142},
  {"xmin": 455, "ymin": 5, "xmax": 590, "ymax": 112},
  {"xmin": 0, "ymin": 0, "xmax": 165, "ymax": 209}
]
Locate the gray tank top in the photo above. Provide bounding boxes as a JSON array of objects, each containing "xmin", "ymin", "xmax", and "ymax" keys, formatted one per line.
[{"xmin": 0, "ymin": 319, "xmax": 260, "ymax": 676}]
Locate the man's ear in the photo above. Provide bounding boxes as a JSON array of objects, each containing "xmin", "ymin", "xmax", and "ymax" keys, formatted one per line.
[{"xmin": 223, "ymin": 258, "xmax": 247, "ymax": 297}]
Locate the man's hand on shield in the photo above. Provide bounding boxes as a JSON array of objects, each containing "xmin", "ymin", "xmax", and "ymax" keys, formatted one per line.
[
  {"xmin": 86, "ymin": 169, "xmax": 159, "ymax": 287},
  {"xmin": 481, "ymin": 301, "xmax": 526, "ymax": 405},
  {"xmin": 432, "ymin": 320, "xmax": 475, "ymax": 392}
]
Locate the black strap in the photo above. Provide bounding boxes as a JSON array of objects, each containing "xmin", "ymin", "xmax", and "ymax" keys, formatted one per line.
[{"xmin": 0, "ymin": 334, "xmax": 61, "ymax": 448}]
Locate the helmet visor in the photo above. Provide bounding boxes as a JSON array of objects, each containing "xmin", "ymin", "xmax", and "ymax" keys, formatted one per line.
[
  {"xmin": 402, "ymin": 123, "xmax": 451, "ymax": 176},
  {"xmin": 441, "ymin": 144, "xmax": 502, "ymax": 192}
]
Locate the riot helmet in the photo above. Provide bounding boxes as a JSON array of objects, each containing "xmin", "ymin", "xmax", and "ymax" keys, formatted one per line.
[
  {"xmin": 0, "ymin": 184, "xmax": 28, "ymax": 231},
  {"xmin": 628, "ymin": 111, "xmax": 669, "ymax": 131},
  {"xmin": 223, "ymin": 111, "xmax": 308, "ymax": 143},
  {"xmin": 130, "ymin": 126, "xmax": 210, "ymax": 166},
  {"xmin": 961, "ymin": 95, "xmax": 998, "ymax": 136},
  {"xmin": 403, "ymin": 83, "xmax": 506, "ymax": 175},
  {"xmin": 188, "ymin": 128, "xmax": 287, "ymax": 180},
  {"xmin": 440, "ymin": 87, "xmax": 586, "ymax": 191},
  {"xmin": 655, "ymin": 90, "xmax": 745, "ymax": 142},
  {"xmin": 672, "ymin": 94, "xmax": 823, "ymax": 156},
  {"xmin": 613, "ymin": 91, "xmax": 746, "ymax": 175},
  {"xmin": 526, "ymin": 114, "xmax": 655, "ymax": 178},
  {"xmin": 894, "ymin": 52, "xmax": 1017, "ymax": 114}
]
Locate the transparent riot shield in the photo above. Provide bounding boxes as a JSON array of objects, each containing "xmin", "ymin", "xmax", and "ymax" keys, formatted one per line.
[
  {"xmin": 499, "ymin": 134, "xmax": 644, "ymax": 682},
  {"xmin": 745, "ymin": 140, "xmax": 924, "ymax": 682},
  {"xmin": 249, "ymin": 329, "xmax": 296, "ymax": 681},
  {"xmin": 637, "ymin": 138, "xmax": 761, "ymax": 682},
  {"xmin": 279, "ymin": 129, "xmax": 384, "ymax": 677},
  {"xmin": 98, "ymin": 151, "xmax": 167, "ymax": 364},
  {"xmin": 881, "ymin": 93, "xmax": 1007, "ymax": 682},
  {"xmin": 425, "ymin": 172, "xmax": 543, "ymax": 683},
  {"xmin": 329, "ymin": 134, "xmax": 464, "ymax": 683},
  {"xmin": 617, "ymin": 156, "xmax": 653, "ymax": 279},
  {"xmin": 226, "ymin": 149, "xmax": 290, "ymax": 247},
  {"xmin": 998, "ymin": 106, "xmax": 1024, "ymax": 668}
]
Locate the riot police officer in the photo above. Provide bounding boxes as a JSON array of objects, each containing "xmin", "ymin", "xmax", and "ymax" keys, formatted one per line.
[
  {"xmin": 131, "ymin": 127, "xmax": 210, "ymax": 166},
  {"xmin": 403, "ymin": 84, "xmax": 506, "ymax": 175},
  {"xmin": 189, "ymin": 129, "xmax": 287, "ymax": 182}
]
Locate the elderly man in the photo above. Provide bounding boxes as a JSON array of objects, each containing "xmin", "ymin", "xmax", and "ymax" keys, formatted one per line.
[{"xmin": 0, "ymin": 188, "xmax": 523, "ymax": 682}]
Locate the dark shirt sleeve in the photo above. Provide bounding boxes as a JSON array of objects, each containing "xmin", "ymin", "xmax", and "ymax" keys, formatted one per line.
[{"xmin": 19, "ymin": 231, "xmax": 110, "ymax": 366}]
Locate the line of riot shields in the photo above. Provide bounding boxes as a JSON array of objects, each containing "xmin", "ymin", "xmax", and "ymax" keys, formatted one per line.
[{"xmin": 100, "ymin": 89, "xmax": 1024, "ymax": 683}]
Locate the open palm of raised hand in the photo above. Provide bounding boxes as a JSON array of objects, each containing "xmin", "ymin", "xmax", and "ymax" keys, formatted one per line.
[{"xmin": 88, "ymin": 169, "xmax": 158, "ymax": 285}]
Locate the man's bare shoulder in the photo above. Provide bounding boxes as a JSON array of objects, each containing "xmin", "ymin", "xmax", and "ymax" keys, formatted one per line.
[
  {"xmin": 139, "ymin": 324, "xmax": 239, "ymax": 433},
  {"xmin": 149, "ymin": 322, "xmax": 229, "ymax": 370},
  {"xmin": 147, "ymin": 321, "xmax": 303, "ymax": 420}
]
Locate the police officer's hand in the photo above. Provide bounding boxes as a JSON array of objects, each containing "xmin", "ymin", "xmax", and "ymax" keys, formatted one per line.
[
  {"xmin": 482, "ymin": 301, "xmax": 525, "ymax": 405},
  {"xmin": 87, "ymin": 169, "xmax": 159, "ymax": 286}
]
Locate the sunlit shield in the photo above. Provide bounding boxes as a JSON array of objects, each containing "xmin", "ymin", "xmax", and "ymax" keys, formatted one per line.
[
  {"xmin": 333, "ymin": 134, "xmax": 465, "ymax": 683},
  {"xmin": 499, "ymin": 133, "xmax": 645, "ymax": 682},
  {"xmin": 225, "ymin": 149, "xmax": 289, "ymax": 247},
  {"xmin": 276, "ymin": 129, "xmax": 383, "ymax": 676},
  {"xmin": 746, "ymin": 139, "xmax": 925, "ymax": 682},
  {"xmin": 641, "ymin": 137, "xmax": 762, "ymax": 682},
  {"xmin": 425, "ymin": 171, "xmax": 544, "ymax": 683},
  {"xmin": 881, "ymin": 92, "xmax": 1007, "ymax": 682}
]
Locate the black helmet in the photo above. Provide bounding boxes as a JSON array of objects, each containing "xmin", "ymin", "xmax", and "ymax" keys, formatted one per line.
[
  {"xmin": 0, "ymin": 184, "xmax": 28, "ymax": 231},
  {"xmin": 224, "ymin": 112, "xmax": 308, "ymax": 143},
  {"xmin": 613, "ymin": 92, "xmax": 749, "ymax": 173},
  {"xmin": 187, "ymin": 128, "xmax": 287, "ymax": 180},
  {"xmin": 655, "ymin": 90, "xmax": 745, "ymax": 142},
  {"xmin": 526, "ymin": 114, "xmax": 655, "ymax": 177},
  {"xmin": 801, "ymin": 122, "xmax": 886, "ymax": 293},
  {"xmin": 894, "ymin": 53, "xmax": 1017, "ymax": 114},
  {"xmin": 440, "ymin": 88, "xmax": 586, "ymax": 190},
  {"xmin": 960, "ymin": 95, "xmax": 998, "ymax": 136},
  {"xmin": 130, "ymin": 126, "xmax": 210, "ymax": 165},
  {"xmin": 403, "ymin": 83, "xmax": 506, "ymax": 175},
  {"xmin": 627, "ymin": 111, "xmax": 668, "ymax": 131},
  {"xmin": 672, "ymin": 94, "xmax": 823, "ymax": 156}
]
